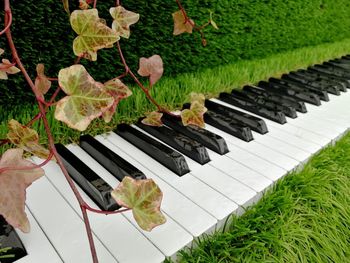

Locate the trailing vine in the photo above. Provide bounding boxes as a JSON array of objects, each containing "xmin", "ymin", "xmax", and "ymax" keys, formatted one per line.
[{"xmin": 0, "ymin": 0, "xmax": 218, "ymax": 262}]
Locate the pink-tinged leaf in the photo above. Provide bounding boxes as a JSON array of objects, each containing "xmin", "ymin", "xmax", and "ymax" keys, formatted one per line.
[
  {"xmin": 137, "ymin": 55, "xmax": 164, "ymax": 86},
  {"xmin": 0, "ymin": 149, "xmax": 44, "ymax": 233},
  {"xmin": 181, "ymin": 101, "xmax": 207, "ymax": 128},
  {"xmin": 141, "ymin": 111, "xmax": 163, "ymax": 127},
  {"xmin": 55, "ymin": 65, "xmax": 114, "ymax": 131},
  {"xmin": 79, "ymin": 0, "xmax": 90, "ymax": 10},
  {"xmin": 111, "ymin": 176, "xmax": 166, "ymax": 231},
  {"xmin": 70, "ymin": 9, "xmax": 119, "ymax": 61},
  {"xmin": 34, "ymin": 64, "xmax": 51, "ymax": 97},
  {"xmin": 102, "ymin": 79, "xmax": 132, "ymax": 123},
  {"xmin": 62, "ymin": 0, "xmax": 70, "ymax": 15},
  {"xmin": 0, "ymin": 59, "xmax": 20, "ymax": 80},
  {"xmin": 7, "ymin": 119, "xmax": 51, "ymax": 160},
  {"xmin": 172, "ymin": 10, "xmax": 194, "ymax": 35},
  {"xmin": 110, "ymin": 6, "xmax": 140, "ymax": 39}
]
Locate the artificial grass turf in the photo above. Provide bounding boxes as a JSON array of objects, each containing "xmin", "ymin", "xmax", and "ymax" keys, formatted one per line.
[
  {"xmin": 1, "ymin": 37, "xmax": 350, "ymax": 153},
  {"xmin": 169, "ymin": 132, "xmax": 350, "ymax": 263}
]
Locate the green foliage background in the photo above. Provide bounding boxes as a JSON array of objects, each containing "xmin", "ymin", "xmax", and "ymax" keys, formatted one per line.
[{"xmin": 1, "ymin": 0, "xmax": 350, "ymax": 104}]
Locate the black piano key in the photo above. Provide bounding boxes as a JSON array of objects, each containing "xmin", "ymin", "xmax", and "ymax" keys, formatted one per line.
[
  {"xmin": 204, "ymin": 100, "xmax": 268, "ymax": 134},
  {"xmin": 55, "ymin": 143, "xmax": 120, "ymax": 211},
  {"xmin": 0, "ymin": 216, "xmax": 26, "ymax": 263},
  {"xmin": 258, "ymin": 80, "xmax": 321, "ymax": 106},
  {"xmin": 136, "ymin": 122, "xmax": 211, "ymax": 165},
  {"xmin": 242, "ymin": 85, "xmax": 307, "ymax": 113},
  {"xmin": 269, "ymin": 77, "xmax": 329, "ymax": 101},
  {"xmin": 115, "ymin": 124, "xmax": 190, "ymax": 176},
  {"xmin": 236, "ymin": 89, "xmax": 298, "ymax": 118},
  {"xmin": 161, "ymin": 113, "xmax": 229, "ymax": 155},
  {"xmin": 309, "ymin": 64, "xmax": 350, "ymax": 80},
  {"xmin": 323, "ymin": 61, "xmax": 350, "ymax": 72},
  {"xmin": 298, "ymin": 69, "xmax": 348, "ymax": 91},
  {"xmin": 282, "ymin": 73, "xmax": 341, "ymax": 95},
  {"xmin": 219, "ymin": 92, "xmax": 287, "ymax": 124},
  {"xmin": 80, "ymin": 134, "xmax": 146, "ymax": 181}
]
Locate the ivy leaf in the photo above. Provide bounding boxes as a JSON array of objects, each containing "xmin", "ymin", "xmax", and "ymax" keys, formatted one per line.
[
  {"xmin": 190, "ymin": 92, "xmax": 205, "ymax": 104},
  {"xmin": 7, "ymin": 119, "xmax": 51, "ymax": 160},
  {"xmin": 34, "ymin": 64, "xmax": 51, "ymax": 97},
  {"xmin": 181, "ymin": 101, "xmax": 207, "ymax": 128},
  {"xmin": 141, "ymin": 111, "xmax": 163, "ymax": 127},
  {"xmin": 102, "ymin": 79, "xmax": 132, "ymax": 123},
  {"xmin": 137, "ymin": 55, "xmax": 164, "ymax": 86},
  {"xmin": 0, "ymin": 49, "xmax": 4, "ymax": 56},
  {"xmin": 62, "ymin": 0, "xmax": 70, "ymax": 15},
  {"xmin": 55, "ymin": 65, "xmax": 114, "ymax": 131},
  {"xmin": 111, "ymin": 176, "xmax": 166, "ymax": 231},
  {"xmin": 209, "ymin": 11, "xmax": 219, "ymax": 30},
  {"xmin": 172, "ymin": 10, "xmax": 194, "ymax": 35},
  {"xmin": 79, "ymin": 0, "xmax": 90, "ymax": 10},
  {"xmin": 0, "ymin": 149, "xmax": 44, "ymax": 233},
  {"xmin": 70, "ymin": 9, "xmax": 119, "ymax": 61},
  {"xmin": 0, "ymin": 59, "xmax": 20, "ymax": 80},
  {"xmin": 110, "ymin": 6, "xmax": 140, "ymax": 39}
]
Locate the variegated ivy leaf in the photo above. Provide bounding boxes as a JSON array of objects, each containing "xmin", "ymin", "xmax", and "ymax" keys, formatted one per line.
[
  {"xmin": 79, "ymin": 0, "xmax": 90, "ymax": 10},
  {"xmin": 35, "ymin": 64, "xmax": 51, "ymax": 97},
  {"xmin": 0, "ymin": 149, "xmax": 44, "ymax": 233},
  {"xmin": 172, "ymin": 10, "xmax": 194, "ymax": 35},
  {"xmin": 55, "ymin": 65, "xmax": 114, "ymax": 131},
  {"xmin": 0, "ymin": 59, "xmax": 20, "ymax": 80},
  {"xmin": 190, "ymin": 92, "xmax": 205, "ymax": 104},
  {"xmin": 137, "ymin": 55, "xmax": 164, "ymax": 87},
  {"xmin": 102, "ymin": 79, "xmax": 132, "ymax": 123},
  {"xmin": 7, "ymin": 120, "xmax": 51, "ymax": 160},
  {"xmin": 0, "ymin": 48, "xmax": 4, "ymax": 56},
  {"xmin": 110, "ymin": 6, "xmax": 140, "ymax": 39},
  {"xmin": 141, "ymin": 111, "xmax": 163, "ymax": 127},
  {"xmin": 111, "ymin": 176, "xmax": 166, "ymax": 231},
  {"xmin": 181, "ymin": 101, "xmax": 207, "ymax": 128},
  {"xmin": 70, "ymin": 9, "xmax": 119, "ymax": 61}
]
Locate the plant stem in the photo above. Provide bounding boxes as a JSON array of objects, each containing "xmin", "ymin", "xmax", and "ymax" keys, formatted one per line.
[{"xmin": 3, "ymin": 1, "xmax": 98, "ymax": 262}]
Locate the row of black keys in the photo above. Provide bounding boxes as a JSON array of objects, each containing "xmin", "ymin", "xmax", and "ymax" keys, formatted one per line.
[{"xmin": 2, "ymin": 56, "xmax": 350, "ymax": 262}]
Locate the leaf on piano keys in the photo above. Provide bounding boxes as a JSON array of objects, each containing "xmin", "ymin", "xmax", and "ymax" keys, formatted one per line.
[
  {"xmin": 111, "ymin": 176, "xmax": 166, "ymax": 231},
  {"xmin": 181, "ymin": 93, "xmax": 207, "ymax": 128},
  {"xmin": 172, "ymin": 10, "xmax": 194, "ymax": 36},
  {"xmin": 0, "ymin": 149, "xmax": 44, "ymax": 233},
  {"xmin": 102, "ymin": 79, "xmax": 132, "ymax": 123},
  {"xmin": 137, "ymin": 55, "xmax": 164, "ymax": 87},
  {"xmin": 7, "ymin": 119, "xmax": 51, "ymax": 160},
  {"xmin": 55, "ymin": 64, "xmax": 115, "ymax": 131},
  {"xmin": 141, "ymin": 111, "xmax": 163, "ymax": 127}
]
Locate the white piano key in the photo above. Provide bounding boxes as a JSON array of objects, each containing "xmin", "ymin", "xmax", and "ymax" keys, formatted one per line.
[
  {"xmin": 64, "ymin": 145, "xmax": 193, "ymax": 259},
  {"xmin": 67, "ymin": 144, "xmax": 216, "ymax": 239},
  {"xmin": 25, "ymin": 166, "xmax": 118, "ymax": 263},
  {"xmin": 16, "ymin": 208, "xmax": 62, "ymax": 263},
  {"xmin": 32, "ymin": 158, "xmax": 165, "ymax": 263},
  {"xmin": 104, "ymin": 132, "xmax": 238, "ymax": 223}
]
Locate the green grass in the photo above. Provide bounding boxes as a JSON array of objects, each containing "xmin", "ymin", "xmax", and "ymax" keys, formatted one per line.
[
  {"xmin": 2, "ymin": 37, "xmax": 350, "ymax": 151},
  {"xmin": 168, "ymin": 132, "xmax": 350, "ymax": 263}
]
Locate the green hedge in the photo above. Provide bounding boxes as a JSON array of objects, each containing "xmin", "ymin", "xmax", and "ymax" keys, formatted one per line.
[{"xmin": 2, "ymin": 0, "xmax": 350, "ymax": 104}]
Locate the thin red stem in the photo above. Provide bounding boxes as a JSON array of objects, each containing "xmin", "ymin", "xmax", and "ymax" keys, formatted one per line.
[
  {"xmin": 84, "ymin": 204, "xmax": 131, "ymax": 215},
  {"xmin": 0, "ymin": 10, "xmax": 11, "ymax": 36},
  {"xmin": 0, "ymin": 139, "xmax": 9, "ymax": 147},
  {"xmin": 93, "ymin": 0, "xmax": 97, "ymax": 8},
  {"xmin": 4, "ymin": 1, "xmax": 98, "ymax": 262}
]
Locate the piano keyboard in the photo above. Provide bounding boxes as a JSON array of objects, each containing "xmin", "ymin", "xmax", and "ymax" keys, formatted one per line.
[{"xmin": 3, "ymin": 57, "xmax": 350, "ymax": 263}]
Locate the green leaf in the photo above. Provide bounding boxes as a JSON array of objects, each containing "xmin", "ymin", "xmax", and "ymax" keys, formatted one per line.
[
  {"xmin": 209, "ymin": 11, "xmax": 219, "ymax": 30},
  {"xmin": 55, "ymin": 65, "xmax": 114, "ymax": 131},
  {"xmin": 70, "ymin": 9, "xmax": 119, "ymax": 61},
  {"xmin": 7, "ymin": 119, "xmax": 51, "ymax": 160},
  {"xmin": 110, "ymin": 6, "xmax": 140, "ymax": 39},
  {"xmin": 111, "ymin": 176, "xmax": 166, "ymax": 231},
  {"xmin": 141, "ymin": 111, "xmax": 163, "ymax": 126},
  {"xmin": 181, "ymin": 101, "xmax": 207, "ymax": 128}
]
